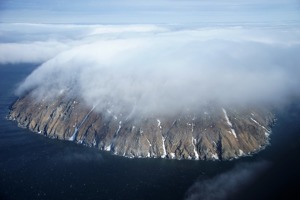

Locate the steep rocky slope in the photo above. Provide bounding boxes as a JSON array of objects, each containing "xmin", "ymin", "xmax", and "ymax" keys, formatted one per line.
[{"xmin": 8, "ymin": 92, "xmax": 275, "ymax": 160}]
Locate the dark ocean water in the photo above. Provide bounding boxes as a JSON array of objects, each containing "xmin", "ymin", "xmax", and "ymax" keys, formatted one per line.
[{"xmin": 0, "ymin": 64, "xmax": 299, "ymax": 200}]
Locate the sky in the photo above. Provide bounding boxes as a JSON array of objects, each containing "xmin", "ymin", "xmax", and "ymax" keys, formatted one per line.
[{"xmin": 0, "ymin": 0, "xmax": 299, "ymax": 24}]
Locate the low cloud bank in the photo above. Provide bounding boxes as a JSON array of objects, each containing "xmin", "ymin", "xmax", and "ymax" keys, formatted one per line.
[
  {"xmin": 185, "ymin": 161, "xmax": 270, "ymax": 200},
  {"xmin": 2, "ymin": 24, "xmax": 299, "ymax": 115},
  {"xmin": 0, "ymin": 40, "xmax": 69, "ymax": 64}
]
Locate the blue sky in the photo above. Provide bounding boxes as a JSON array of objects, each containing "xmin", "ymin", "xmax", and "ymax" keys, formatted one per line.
[{"xmin": 0, "ymin": 0, "xmax": 299, "ymax": 24}]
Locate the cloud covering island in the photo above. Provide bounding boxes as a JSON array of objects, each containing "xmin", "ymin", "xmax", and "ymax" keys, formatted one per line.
[{"xmin": 0, "ymin": 23, "xmax": 299, "ymax": 115}]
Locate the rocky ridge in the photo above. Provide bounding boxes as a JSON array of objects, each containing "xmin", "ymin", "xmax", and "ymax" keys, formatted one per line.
[{"xmin": 8, "ymin": 93, "xmax": 275, "ymax": 160}]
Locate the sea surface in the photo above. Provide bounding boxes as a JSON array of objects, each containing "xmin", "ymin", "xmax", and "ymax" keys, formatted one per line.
[{"xmin": 0, "ymin": 64, "xmax": 299, "ymax": 200}]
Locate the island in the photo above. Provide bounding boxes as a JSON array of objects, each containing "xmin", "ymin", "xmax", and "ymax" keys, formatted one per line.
[{"xmin": 8, "ymin": 91, "xmax": 275, "ymax": 160}]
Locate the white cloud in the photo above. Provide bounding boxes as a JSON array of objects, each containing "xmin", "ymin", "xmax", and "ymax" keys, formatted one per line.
[
  {"xmin": 4, "ymin": 23, "xmax": 299, "ymax": 115},
  {"xmin": 0, "ymin": 40, "xmax": 69, "ymax": 64},
  {"xmin": 0, "ymin": 23, "xmax": 167, "ymax": 64}
]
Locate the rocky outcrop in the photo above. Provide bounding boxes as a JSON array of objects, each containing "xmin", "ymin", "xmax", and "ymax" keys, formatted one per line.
[{"xmin": 8, "ymin": 92, "xmax": 275, "ymax": 160}]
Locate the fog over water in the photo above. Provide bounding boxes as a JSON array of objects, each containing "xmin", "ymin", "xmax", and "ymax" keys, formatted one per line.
[{"xmin": 185, "ymin": 161, "xmax": 270, "ymax": 200}]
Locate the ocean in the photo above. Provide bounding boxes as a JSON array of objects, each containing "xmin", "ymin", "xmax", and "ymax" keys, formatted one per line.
[{"xmin": 0, "ymin": 64, "xmax": 299, "ymax": 200}]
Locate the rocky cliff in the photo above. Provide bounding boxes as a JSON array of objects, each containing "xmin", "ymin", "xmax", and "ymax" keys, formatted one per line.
[{"xmin": 8, "ymin": 92, "xmax": 275, "ymax": 160}]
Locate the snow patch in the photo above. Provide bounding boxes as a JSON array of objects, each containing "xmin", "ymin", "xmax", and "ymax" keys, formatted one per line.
[
  {"xmin": 170, "ymin": 153, "xmax": 175, "ymax": 159},
  {"xmin": 115, "ymin": 121, "xmax": 122, "ymax": 135},
  {"xmin": 157, "ymin": 119, "xmax": 162, "ymax": 129},
  {"xmin": 222, "ymin": 108, "xmax": 232, "ymax": 127},
  {"xmin": 239, "ymin": 149, "xmax": 244, "ymax": 156},
  {"xmin": 187, "ymin": 122, "xmax": 195, "ymax": 132},
  {"xmin": 231, "ymin": 128, "xmax": 237, "ymax": 138},
  {"xmin": 222, "ymin": 108, "xmax": 237, "ymax": 139},
  {"xmin": 104, "ymin": 144, "xmax": 111, "ymax": 151},
  {"xmin": 126, "ymin": 154, "xmax": 134, "ymax": 159},
  {"xmin": 250, "ymin": 117, "xmax": 268, "ymax": 131},
  {"xmin": 250, "ymin": 117, "xmax": 259, "ymax": 124},
  {"xmin": 69, "ymin": 106, "xmax": 96, "ymax": 141},
  {"xmin": 265, "ymin": 132, "xmax": 270, "ymax": 137},
  {"xmin": 69, "ymin": 127, "xmax": 78, "ymax": 141},
  {"xmin": 146, "ymin": 138, "xmax": 152, "ymax": 147},
  {"xmin": 211, "ymin": 153, "xmax": 219, "ymax": 160},
  {"xmin": 192, "ymin": 136, "xmax": 199, "ymax": 160},
  {"xmin": 161, "ymin": 135, "xmax": 167, "ymax": 158}
]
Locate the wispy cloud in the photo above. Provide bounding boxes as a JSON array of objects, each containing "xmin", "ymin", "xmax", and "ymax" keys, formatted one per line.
[
  {"xmin": 0, "ymin": 40, "xmax": 69, "ymax": 64},
  {"xmin": 4, "ymin": 23, "xmax": 299, "ymax": 115},
  {"xmin": 185, "ymin": 161, "xmax": 270, "ymax": 200}
]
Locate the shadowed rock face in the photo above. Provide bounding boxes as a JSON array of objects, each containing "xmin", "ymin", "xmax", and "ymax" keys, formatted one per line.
[{"xmin": 8, "ymin": 92, "xmax": 275, "ymax": 160}]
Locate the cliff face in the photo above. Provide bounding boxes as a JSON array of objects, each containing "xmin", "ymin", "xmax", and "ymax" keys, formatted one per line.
[{"xmin": 8, "ymin": 93, "xmax": 275, "ymax": 160}]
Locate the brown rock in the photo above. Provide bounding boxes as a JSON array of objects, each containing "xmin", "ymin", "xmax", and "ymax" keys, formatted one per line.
[{"xmin": 8, "ymin": 92, "xmax": 275, "ymax": 160}]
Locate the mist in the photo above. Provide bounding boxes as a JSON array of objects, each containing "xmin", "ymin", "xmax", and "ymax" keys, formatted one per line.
[
  {"xmin": 185, "ymin": 161, "xmax": 270, "ymax": 200},
  {"xmin": 2, "ymin": 24, "xmax": 299, "ymax": 115}
]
